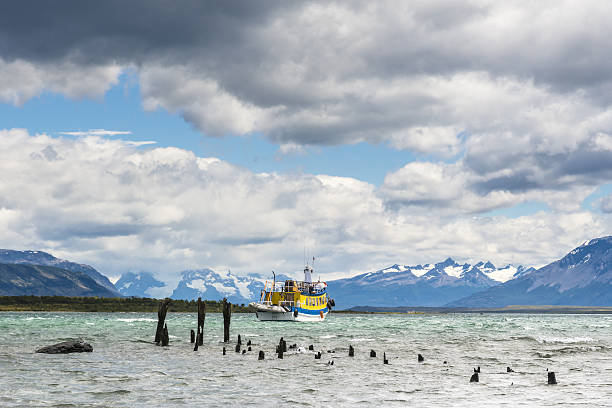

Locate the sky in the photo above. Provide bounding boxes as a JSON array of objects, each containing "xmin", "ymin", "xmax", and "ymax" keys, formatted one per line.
[{"xmin": 1, "ymin": 1, "xmax": 612, "ymax": 291}]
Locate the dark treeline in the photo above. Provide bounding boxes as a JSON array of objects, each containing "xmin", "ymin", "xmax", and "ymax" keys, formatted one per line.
[{"xmin": 0, "ymin": 296, "xmax": 251, "ymax": 313}]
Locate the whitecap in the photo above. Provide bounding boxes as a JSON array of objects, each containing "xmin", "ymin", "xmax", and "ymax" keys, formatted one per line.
[
  {"xmin": 536, "ymin": 336, "xmax": 594, "ymax": 344},
  {"xmin": 116, "ymin": 318, "xmax": 157, "ymax": 323}
]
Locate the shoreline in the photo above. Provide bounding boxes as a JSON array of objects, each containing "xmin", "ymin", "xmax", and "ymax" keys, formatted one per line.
[{"xmin": 1, "ymin": 296, "xmax": 611, "ymax": 314}]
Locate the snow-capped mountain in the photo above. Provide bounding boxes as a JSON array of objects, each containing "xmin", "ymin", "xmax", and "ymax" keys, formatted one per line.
[
  {"xmin": 448, "ymin": 236, "xmax": 612, "ymax": 307},
  {"xmin": 326, "ymin": 258, "xmax": 531, "ymax": 308},
  {"xmin": 0, "ymin": 249, "xmax": 121, "ymax": 296},
  {"xmin": 170, "ymin": 269, "xmax": 268, "ymax": 304},
  {"xmin": 115, "ymin": 272, "xmax": 165, "ymax": 297}
]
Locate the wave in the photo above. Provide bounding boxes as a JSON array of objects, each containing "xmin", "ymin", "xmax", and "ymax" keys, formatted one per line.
[{"xmin": 535, "ymin": 336, "xmax": 594, "ymax": 344}]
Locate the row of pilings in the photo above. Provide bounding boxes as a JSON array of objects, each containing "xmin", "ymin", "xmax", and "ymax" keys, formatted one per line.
[
  {"xmin": 153, "ymin": 298, "xmax": 558, "ymax": 385},
  {"xmin": 154, "ymin": 297, "xmax": 232, "ymax": 349}
]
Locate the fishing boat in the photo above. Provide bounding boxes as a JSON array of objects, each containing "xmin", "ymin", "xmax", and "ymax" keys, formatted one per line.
[{"xmin": 249, "ymin": 264, "xmax": 335, "ymax": 322}]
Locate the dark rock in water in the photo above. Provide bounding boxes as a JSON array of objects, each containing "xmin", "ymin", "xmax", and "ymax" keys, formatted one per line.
[
  {"xmin": 348, "ymin": 345, "xmax": 354, "ymax": 357},
  {"xmin": 258, "ymin": 350, "xmax": 265, "ymax": 360},
  {"xmin": 370, "ymin": 350, "xmax": 376, "ymax": 358},
  {"xmin": 36, "ymin": 340, "xmax": 93, "ymax": 354},
  {"xmin": 474, "ymin": 366, "xmax": 480, "ymax": 373},
  {"xmin": 242, "ymin": 349, "xmax": 246, "ymax": 355},
  {"xmin": 327, "ymin": 360, "xmax": 334, "ymax": 366},
  {"xmin": 314, "ymin": 352, "xmax": 321, "ymax": 360},
  {"xmin": 289, "ymin": 343, "xmax": 297, "ymax": 349},
  {"xmin": 418, "ymin": 353, "xmax": 424, "ymax": 362},
  {"xmin": 548, "ymin": 372, "xmax": 557, "ymax": 385},
  {"xmin": 308, "ymin": 345, "xmax": 314, "ymax": 351},
  {"xmin": 470, "ymin": 373, "xmax": 479, "ymax": 383},
  {"xmin": 507, "ymin": 366, "xmax": 514, "ymax": 373},
  {"xmin": 248, "ymin": 346, "xmax": 252, "ymax": 352},
  {"xmin": 443, "ymin": 361, "xmax": 448, "ymax": 365}
]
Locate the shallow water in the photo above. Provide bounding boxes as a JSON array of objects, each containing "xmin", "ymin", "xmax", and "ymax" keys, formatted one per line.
[{"xmin": 1, "ymin": 312, "xmax": 611, "ymax": 407}]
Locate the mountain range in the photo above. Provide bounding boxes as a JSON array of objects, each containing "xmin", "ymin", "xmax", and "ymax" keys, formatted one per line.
[
  {"xmin": 0, "ymin": 249, "xmax": 122, "ymax": 297},
  {"xmin": 1, "ymin": 236, "xmax": 611, "ymax": 307},
  {"xmin": 448, "ymin": 237, "xmax": 612, "ymax": 307},
  {"xmin": 326, "ymin": 258, "xmax": 534, "ymax": 308}
]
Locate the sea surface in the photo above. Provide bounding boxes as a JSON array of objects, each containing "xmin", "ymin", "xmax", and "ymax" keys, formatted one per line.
[{"xmin": 0, "ymin": 312, "xmax": 611, "ymax": 407}]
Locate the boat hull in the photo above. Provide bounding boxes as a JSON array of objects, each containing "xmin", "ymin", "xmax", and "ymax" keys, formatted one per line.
[{"xmin": 251, "ymin": 303, "xmax": 328, "ymax": 322}]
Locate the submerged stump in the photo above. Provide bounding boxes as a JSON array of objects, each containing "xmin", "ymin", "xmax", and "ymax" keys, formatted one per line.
[{"xmin": 418, "ymin": 354, "xmax": 424, "ymax": 362}]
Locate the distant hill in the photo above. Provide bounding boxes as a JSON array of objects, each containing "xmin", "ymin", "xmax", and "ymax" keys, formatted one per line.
[
  {"xmin": 448, "ymin": 236, "xmax": 612, "ymax": 307},
  {"xmin": 115, "ymin": 272, "xmax": 165, "ymax": 297},
  {"xmin": 0, "ymin": 249, "xmax": 121, "ymax": 296},
  {"xmin": 0, "ymin": 263, "xmax": 119, "ymax": 297},
  {"xmin": 326, "ymin": 258, "xmax": 532, "ymax": 308}
]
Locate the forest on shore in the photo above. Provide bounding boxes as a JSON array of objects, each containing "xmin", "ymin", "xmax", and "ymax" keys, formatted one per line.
[{"xmin": 0, "ymin": 296, "xmax": 252, "ymax": 313}]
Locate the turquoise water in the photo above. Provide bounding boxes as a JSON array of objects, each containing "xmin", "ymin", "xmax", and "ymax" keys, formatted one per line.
[{"xmin": 1, "ymin": 312, "xmax": 611, "ymax": 407}]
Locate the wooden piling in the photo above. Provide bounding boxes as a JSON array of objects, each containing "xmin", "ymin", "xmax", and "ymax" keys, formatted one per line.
[
  {"xmin": 418, "ymin": 354, "xmax": 424, "ymax": 362},
  {"xmin": 222, "ymin": 298, "xmax": 231, "ymax": 343},
  {"xmin": 370, "ymin": 350, "xmax": 376, "ymax": 358},
  {"xmin": 223, "ymin": 347, "xmax": 226, "ymax": 355},
  {"xmin": 237, "ymin": 334, "xmax": 242, "ymax": 346},
  {"xmin": 161, "ymin": 324, "xmax": 169, "ymax": 347},
  {"xmin": 548, "ymin": 372, "xmax": 557, "ymax": 385},
  {"xmin": 258, "ymin": 350, "xmax": 265, "ymax": 360},
  {"xmin": 235, "ymin": 343, "xmax": 241, "ymax": 353},
  {"xmin": 383, "ymin": 352, "xmax": 389, "ymax": 364},
  {"xmin": 155, "ymin": 298, "xmax": 170, "ymax": 345},
  {"xmin": 190, "ymin": 329, "xmax": 195, "ymax": 344},
  {"xmin": 470, "ymin": 373, "xmax": 479, "ymax": 383},
  {"xmin": 348, "ymin": 345, "xmax": 354, "ymax": 357},
  {"xmin": 197, "ymin": 297, "xmax": 206, "ymax": 346},
  {"xmin": 308, "ymin": 345, "xmax": 314, "ymax": 351}
]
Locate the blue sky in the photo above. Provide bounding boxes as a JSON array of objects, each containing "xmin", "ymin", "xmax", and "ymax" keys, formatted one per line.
[{"xmin": 0, "ymin": 73, "xmax": 420, "ymax": 186}]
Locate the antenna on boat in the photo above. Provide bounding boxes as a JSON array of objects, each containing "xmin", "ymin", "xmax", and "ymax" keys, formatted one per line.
[{"xmin": 272, "ymin": 270, "xmax": 276, "ymax": 290}]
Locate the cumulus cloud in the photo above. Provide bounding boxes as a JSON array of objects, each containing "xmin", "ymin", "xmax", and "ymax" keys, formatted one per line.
[{"xmin": 0, "ymin": 130, "xmax": 609, "ymax": 286}]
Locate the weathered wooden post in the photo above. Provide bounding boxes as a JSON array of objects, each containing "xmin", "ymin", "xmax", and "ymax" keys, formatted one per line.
[
  {"xmin": 155, "ymin": 298, "xmax": 170, "ymax": 345},
  {"xmin": 222, "ymin": 298, "xmax": 231, "ymax": 343},
  {"xmin": 348, "ymin": 345, "xmax": 354, "ymax": 357},
  {"xmin": 418, "ymin": 354, "xmax": 424, "ymax": 362},
  {"xmin": 548, "ymin": 372, "xmax": 557, "ymax": 384},
  {"xmin": 223, "ymin": 347, "xmax": 226, "ymax": 355},
  {"xmin": 258, "ymin": 350, "xmax": 265, "ymax": 360},
  {"xmin": 190, "ymin": 329, "xmax": 195, "ymax": 344},
  {"xmin": 370, "ymin": 349, "xmax": 376, "ymax": 358},
  {"xmin": 308, "ymin": 344, "xmax": 314, "ymax": 351},
  {"xmin": 383, "ymin": 352, "xmax": 389, "ymax": 364},
  {"xmin": 197, "ymin": 297, "xmax": 206, "ymax": 346},
  {"xmin": 161, "ymin": 324, "xmax": 169, "ymax": 346},
  {"xmin": 470, "ymin": 373, "xmax": 479, "ymax": 383}
]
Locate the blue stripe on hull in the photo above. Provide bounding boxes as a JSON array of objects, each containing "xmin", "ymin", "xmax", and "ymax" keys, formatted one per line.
[{"xmin": 294, "ymin": 306, "xmax": 328, "ymax": 315}]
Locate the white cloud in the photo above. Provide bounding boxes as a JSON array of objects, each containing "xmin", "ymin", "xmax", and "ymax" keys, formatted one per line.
[
  {"xmin": 0, "ymin": 129, "xmax": 609, "ymax": 286},
  {"xmin": 59, "ymin": 129, "xmax": 132, "ymax": 137}
]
